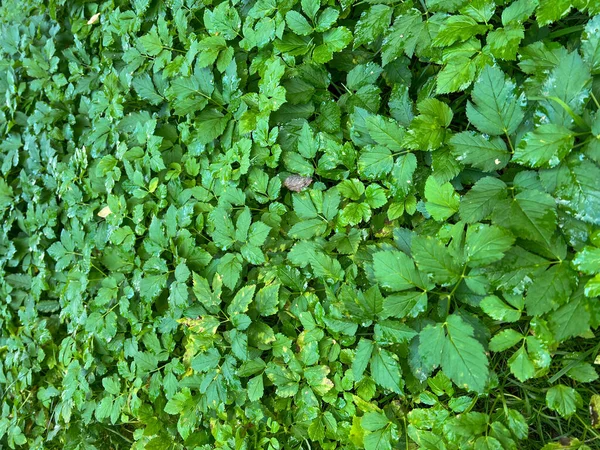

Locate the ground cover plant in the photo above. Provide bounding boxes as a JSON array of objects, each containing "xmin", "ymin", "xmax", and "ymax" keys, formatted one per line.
[{"xmin": 2, "ymin": 0, "xmax": 600, "ymax": 448}]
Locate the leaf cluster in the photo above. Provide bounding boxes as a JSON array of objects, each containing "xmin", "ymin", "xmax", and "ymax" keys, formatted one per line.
[{"xmin": 1, "ymin": 0, "xmax": 600, "ymax": 449}]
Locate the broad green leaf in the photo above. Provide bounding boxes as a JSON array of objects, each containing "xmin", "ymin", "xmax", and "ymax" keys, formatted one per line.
[
  {"xmin": 353, "ymin": 339, "xmax": 374, "ymax": 380},
  {"xmin": 460, "ymin": 177, "xmax": 507, "ymax": 223},
  {"xmin": 424, "ymin": 176, "xmax": 460, "ymax": 221},
  {"xmin": 391, "ymin": 153, "xmax": 417, "ymax": 195},
  {"xmin": 546, "ymin": 385, "xmax": 582, "ymax": 418},
  {"xmin": 404, "ymin": 99, "xmax": 453, "ymax": 150},
  {"xmin": 513, "ymin": 124, "xmax": 574, "ymax": 168},
  {"xmin": 420, "ymin": 314, "xmax": 489, "ymax": 393},
  {"xmin": 525, "ymin": 264, "xmax": 577, "ymax": 316},
  {"xmin": 265, "ymin": 362, "xmax": 301, "ymax": 398},
  {"xmin": 354, "ymin": 5, "xmax": 393, "ymax": 48},
  {"xmin": 286, "ymin": 11, "xmax": 313, "ymax": 36},
  {"xmin": 412, "ymin": 235, "xmax": 462, "ymax": 285},
  {"xmin": 449, "ymin": 132, "xmax": 510, "ymax": 172},
  {"xmin": 549, "ymin": 289, "xmax": 591, "ymax": 341},
  {"xmin": 489, "ymin": 329, "xmax": 524, "ymax": 352},
  {"xmin": 582, "ymin": 15, "xmax": 600, "ymax": 74},
  {"xmin": 382, "ymin": 291, "xmax": 427, "ymax": 319},
  {"xmin": 366, "ymin": 115, "xmax": 404, "ymax": 152},
  {"xmin": 540, "ymin": 156, "xmax": 600, "ymax": 225},
  {"xmin": 465, "ymin": 224, "xmax": 515, "ymax": 267},
  {"xmin": 508, "ymin": 346, "xmax": 536, "ymax": 382},
  {"xmin": 373, "ymin": 250, "xmax": 421, "ymax": 291},
  {"xmin": 358, "ymin": 146, "xmax": 394, "ymax": 179},
  {"xmin": 432, "ymin": 15, "xmax": 488, "ymax": 47},
  {"xmin": 480, "ymin": 295, "xmax": 521, "ymax": 322},
  {"xmin": 370, "ymin": 347, "xmax": 403, "ymax": 394},
  {"xmin": 538, "ymin": 51, "xmax": 591, "ymax": 127},
  {"xmin": 573, "ymin": 246, "xmax": 600, "ymax": 275},
  {"xmin": 492, "ymin": 190, "xmax": 557, "ymax": 245},
  {"xmin": 247, "ymin": 375, "xmax": 264, "ymax": 402},
  {"xmin": 466, "ymin": 65, "xmax": 524, "ymax": 136},
  {"xmin": 436, "ymin": 56, "xmax": 479, "ymax": 94},
  {"xmin": 255, "ymin": 283, "xmax": 280, "ymax": 316},
  {"xmin": 374, "ymin": 320, "xmax": 416, "ymax": 348}
]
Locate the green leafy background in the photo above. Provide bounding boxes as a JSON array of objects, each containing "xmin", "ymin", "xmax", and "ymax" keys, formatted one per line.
[{"xmin": 1, "ymin": 0, "xmax": 600, "ymax": 448}]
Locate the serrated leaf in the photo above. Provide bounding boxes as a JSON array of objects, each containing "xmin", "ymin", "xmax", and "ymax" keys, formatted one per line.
[
  {"xmin": 373, "ymin": 250, "xmax": 421, "ymax": 291},
  {"xmin": 370, "ymin": 347, "xmax": 403, "ymax": 394},
  {"xmin": 546, "ymin": 385, "xmax": 582, "ymax": 418},
  {"xmin": 419, "ymin": 314, "xmax": 489, "ymax": 393},
  {"xmin": 449, "ymin": 132, "xmax": 510, "ymax": 172},
  {"xmin": 460, "ymin": 177, "xmax": 507, "ymax": 223},
  {"xmin": 513, "ymin": 124, "xmax": 574, "ymax": 168},
  {"xmin": 424, "ymin": 176, "xmax": 460, "ymax": 221},
  {"xmin": 354, "ymin": 5, "xmax": 393, "ymax": 48},
  {"xmin": 466, "ymin": 65, "xmax": 524, "ymax": 136}
]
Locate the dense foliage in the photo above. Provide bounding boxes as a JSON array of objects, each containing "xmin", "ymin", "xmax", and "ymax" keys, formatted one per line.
[{"xmin": 2, "ymin": 0, "xmax": 600, "ymax": 448}]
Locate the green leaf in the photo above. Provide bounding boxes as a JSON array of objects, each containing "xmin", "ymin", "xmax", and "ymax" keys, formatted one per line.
[
  {"xmin": 370, "ymin": 347, "xmax": 403, "ymax": 394},
  {"xmin": 525, "ymin": 264, "xmax": 577, "ymax": 316},
  {"xmin": 265, "ymin": 362, "xmax": 301, "ymax": 398},
  {"xmin": 204, "ymin": 2, "xmax": 241, "ymax": 40},
  {"xmin": 492, "ymin": 190, "xmax": 557, "ymax": 245},
  {"xmin": 432, "ymin": 15, "xmax": 488, "ymax": 47},
  {"xmin": 538, "ymin": 51, "xmax": 591, "ymax": 127},
  {"xmin": 582, "ymin": 15, "xmax": 600, "ymax": 74},
  {"xmin": 227, "ymin": 285, "xmax": 255, "ymax": 315},
  {"xmin": 286, "ymin": 10, "xmax": 313, "ymax": 36},
  {"xmin": 353, "ymin": 338, "xmax": 374, "ymax": 380},
  {"xmin": 436, "ymin": 56, "xmax": 479, "ymax": 94},
  {"xmin": 465, "ymin": 224, "xmax": 515, "ymax": 267},
  {"xmin": 354, "ymin": 5, "xmax": 393, "ymax": 48},
  {"xmin": 449, "ymin": 132, "xmax": 510, "ymax": 172},
  {"xmin": 193, "ymin": 109, "xmax": 230, "ymax": 145},
  {"xmin": 218, "ymin": 253, "xmax": 243, "ymax": 290},
  {"xmin": 373, "ymin": 250, "xmax": 421, "ymax": 291},
  {"xmin": 404, "ymin": 99, "xmax": 454, "ymax": 151},
  {"xmin": 304, "ymin": 366, "xmax": 334, "ymax": 396},
  {"xmin": 513, "ymin": 124, "xmax": 574, "ymax": 168},
  {"xmin": 489, "ymin": 329, "xmax": 524, "ymax": 352},
  {"xmin": 412, "ymin": 235, "xmax": 462, "ymax": 285},
  {"xmin": 508, "ymin": 346, "xmax": 536, "ymax": 382},
  {"xmin": 358, "ymin": 146, "xmax": 394, "ymax": 179},
  {"xmin": 466, "ymin": 65, "xmax": 524, "ymax": 136},
  {"xmin": 480, "ymin": 295, "xmax": 521, "ymax": 322},
  {"xmin": 288, "ymin": 218, "xmax": 327, "ymax": 239},
  {"xmin": 487, "ymin": 25, "xmax": 525, "ymax": 61},
  {"xmin": 573, "ymin": 246, "xmax": 600, "ymax": 275},
  {"xmin": 366, "ymin": 115, "xmax": 404, "ymax": 152},
  {"xmin": 382, "ymin": 291, "xmax": 428, "ymax": 319},
  {"xmin": 374, "ymin": 320, "xmax": 417, "ymax": 345},
  {"xmin": 419, "ymin": 314, "xmax": 489, "ymax": 393},
  {"xmin": 391, "ymin": 153, "xmax": 417, "ymax": 195},
  {"xmin": 549, "ymin": 289, "xmax": 591, "ymax": 341},
  {"xmin": 301, "ymin": 0, "xmax": 320, "ymax": 19},
  {"xmin": 424, "ymin": 176, "xmax": 460, "ymax": 221},
  {"xmin": 541, "ymin": 156, "xmax": 600, "ymax": 225},
  {"xmin": 247, "ymin": 375, "xmax": 264, "ymax": 402},
  {"xmin": 255, "ymin": 283, "xmax": 280, "ymax": 316},
  {"xmin": 132, "ymin": 74, "xmax": 163, "ymax": 105},
  {"xmin": 460, "ymin": 177, "xmax": 508, "ymax": 223},
  {"xmin": 546, "ymin": 385, "xmax": 582, "ymax": 418}
]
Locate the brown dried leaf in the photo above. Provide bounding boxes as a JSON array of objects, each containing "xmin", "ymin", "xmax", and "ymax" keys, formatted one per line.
[
  {"xmin": 97, "ymin": 206, "xmax": 111, "ymax": 218},
  {"xmin": 284, "ymin": 175, "xmax": 312, "ymax": 192},
  {"xmin": 87, "ymin": 13, "xmax": 101, "ymax": 25}
]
